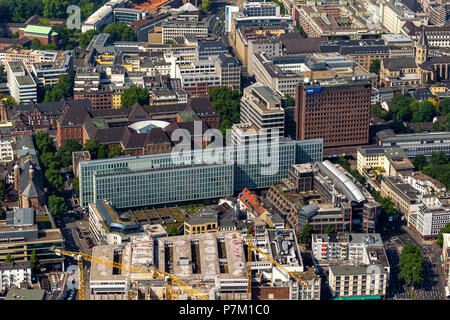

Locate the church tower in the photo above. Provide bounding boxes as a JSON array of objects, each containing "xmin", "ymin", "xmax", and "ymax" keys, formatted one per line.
[{"xmin": 415, "ymin": 26, "xmax": 429, "ymax": 65}]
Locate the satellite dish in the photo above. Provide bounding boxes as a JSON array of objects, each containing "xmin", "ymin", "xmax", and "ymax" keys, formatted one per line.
[{"xmin": 304, "ymin": 77, "xmax": 309, "ymax": 84}]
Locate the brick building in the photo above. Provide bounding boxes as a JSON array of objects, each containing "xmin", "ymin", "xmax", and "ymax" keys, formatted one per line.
[{"xmin": 294, "ymin": 79, "xmax": 371, "ymax": 148}]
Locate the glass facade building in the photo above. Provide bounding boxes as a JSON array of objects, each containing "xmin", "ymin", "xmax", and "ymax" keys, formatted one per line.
[{"xmin": 79, "ymin": 139, "xmax": 323, "ymax": 209}]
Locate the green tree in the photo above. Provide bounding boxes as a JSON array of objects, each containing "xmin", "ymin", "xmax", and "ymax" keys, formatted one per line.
[
  {"xmin": 168, "ymin": 225, "xmax": 177, "ymax": 236},
  {"xmin": 30, "ymin": 250, "xmax": 41, "ymax": 273},
  {"xmin": 398, "ymin": 244, "xmax": 424, "ymax": 288},
  {"xmin": 5, "ymin": 252, "xmax": 13, "ymax": 262},
  {"xmin": 388, "ymin": 120, "xmax": 413, "ymax": 134},
  {"xmin": 371, "ymin": 103, "xmax": 388, "ymax": 120},
  {"xmin": 298, "ymin": 223, "xmax": 312, "ymax": 245},
  {"xmin": 285, "ymin": 94, "xmax": 295, "ymax": 107},
  {"xmin": 97, "ymin": 144, "xmax": 109, "ymax": 159},
  {"xmin": 35, "ymin": 132, "xmax": 56, "ymax": 154},
  {"xmin": 79, "ymin": 29, "xmax": 100, "ymax": 49},
  {"xmin": 436, "ymin": 223, "xmax": 450, "ymax": 247},
  {"xmin": 391, "ymin": 93, "xmax": 414, "ymax": 122},
  {"xmin": 83, "ymin": 139, "xmax": 99, "ymax": 159},
  {"xmin": 325, "ymin": 224, "xmax": 335, "ymax": 234},
  {"xmin": 413, "ymin": 155, "xmax": 427, "ymax": 171},
  {"xmin": 42, "ymin": 0, "xmax": 69, "ymax": 19},
  {"xmin": 43, "ymin": 73, "xmax": 73, "ymax": 102},
  {"xmin": 200, "ymin": 0, "xmax": 211, "ymax": 12},
  {"xmin": 369, "ymin": 59, "xmax": 380, "ymax": 74},
  {"xmin": 30, "ymin": 38, "xmax": 42, "ymax": 50},
  {"xmin": 45, "ymin": 169, "xmax": 64, "ymax": 193},
  {"xmin": 120, "ymin": 87, "xmax": 149, "ymax": 108},
  {"xmin": 72, "ymin": 176, "xmax": 79, "ymax": 195},
  {"xmin": 48, "ymin": 195, "xmax": 67, "ymax": 216},
  {"xmin": 412, "ymin": 100, "xmax": 436, "ymax": 122},
  {"xmin": 209, "ymin": 86, "xmax": 241, "ymax": 137},
  {"xmin": 108, "ymin": 145, "xmax": 122, "ymax": 158},
  {"xmin": 439, "ymin": 97, "xmax": 450, "ymax": 116},
  {"xmin": 40, "ymin": 152, "xmax": 62, "ymax": 170},
  {"xmin": 430, "ymin": 151, "xmax": 448, "ymax": 166},
  {"xmin": 103, "ymin": 22, "xmax": 137, "ymax": 42},
  {"xmin": 58, "ymin": 139, "xmax": 82, "ymax": 167}
]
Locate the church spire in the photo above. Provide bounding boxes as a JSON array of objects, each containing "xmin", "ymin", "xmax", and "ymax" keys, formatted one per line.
[{"xmin": 415, "ymin": 25, "xmax": 428, "ymax": 65}]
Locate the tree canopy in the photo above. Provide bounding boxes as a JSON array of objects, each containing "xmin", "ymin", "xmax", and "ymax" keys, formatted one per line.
[
  {"xmin": 58, "ymin": 139, "xmax": 82, "ymax": 167},
  {"xmin": 422, "ymin": 151, "xmax": 450, "ymax": 189},
  {"xmin": 369, "ymin": 59, "xmax": 380, "ymax": 74},
  {"xmin": 45, "ymin": 169, "xmax": 64, "ymax": 193},
  {"xmin": 208, "ymin": 86, "xmax": 241, "ymax": 138},
  {"xmin": 121, "ymin": 87, "xmax": 149, "ymax": 108},
  {"xmin": 104, "ymin": 22, "xmax": 137, "ymax": 42},
  {"xmin": 30, "ymin": 250, "xmax": 41, "ymax": 273},
  {"xmin": 398, "ymin": 244, "xmax": 424, "ymax": 287},
  {"xmin": 325, "ymin": 224, "xmax": 335, "ymax": 234},
  {"xmin": 412, "ymin": 155, "xmax": 427, "ymax": 171},
  {"xmin": 298, "ymin": 223, "xmax": 312, "ymax": 245},
  {"xmin": 79, "ymin": 29, "xmax": 100, "ymax": 49},
  {"xmin": 82, "ymin": 139, "xmax": 100, "ymax": 159},
  {"xmin": 48, "ymin": 195, "xmax": 67, "ymax": 216}
]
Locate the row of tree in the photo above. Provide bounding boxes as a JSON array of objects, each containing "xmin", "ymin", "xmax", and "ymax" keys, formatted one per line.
[
  {"xmin": 0, "ymin": 0, "xmax": 104, "ymax": 23},
  {"xmin": 372, "ymin": 94, "xmax": 450, "ymax": 124}
]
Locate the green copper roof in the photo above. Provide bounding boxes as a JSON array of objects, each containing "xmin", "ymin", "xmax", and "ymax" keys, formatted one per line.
[{"xmin": 20, "ymin": 25, "xmax": 56, "ymax": 36}]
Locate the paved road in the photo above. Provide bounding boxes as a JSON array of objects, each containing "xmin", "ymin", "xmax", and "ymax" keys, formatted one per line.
[{"xmin": 384, "ymin": 226, "xmax": 448, "ymax": 300}]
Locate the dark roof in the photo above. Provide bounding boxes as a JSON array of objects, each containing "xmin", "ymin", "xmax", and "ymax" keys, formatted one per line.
[
  {"xmin": 164, "ymin": 120, "xmax": 210, "ymax": 137},
  {"xmin": 401, "ymin": 0, "xmax": 421, "ymax": 12},
  {"xmin": 280, "ymin": 34, "xmax": 325, "ymax": 54},
  {"xmin": 188, "ymin": 97, "xmax": 218, "ymax": 116},
  {"xmin": 144, "ymin": 103, "xmax": 187, "ymax": 116},
  {"xmin": 128, "ymin": 102, "xmax": 151, "ymax": 122},
  {"xmin": 19, "ymin": 162, "xmax": 45, "ymax": 198},
  {"xmin": 145, "ymin": 127, "xmax": 171, "ymax": 145},
  {"xmin": 0, "ymin": 37, "xmax": 31, "ymax": 45},
  {"xmin": 413, "ymin": 88, "xmax": 433, "ymax": 100},
  {"xmin": 94, "ymin": 126, "xmax": 127, "ymax": 144},
  {"xmin": 417, "ymin": 26, "xmax": 429, "ymax": 48},
  {"xmin": 216, "ymin": 53, "xmax": 240, "ymax": 67},
  {"xmin": 57, "ymin": 102, "xmax": 91, "ymax": 127},
  {"xmin": 382, "ymin": 57, "xmax": 417, "ymax": 70}
]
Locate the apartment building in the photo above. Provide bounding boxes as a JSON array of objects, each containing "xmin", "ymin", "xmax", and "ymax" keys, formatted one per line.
[
  {"xmin": 0, "ymin": 262, "xmax": 32, "ymax": 291},
  {"xmin": 295, "ymin": 79, "xmax": 371, "ymax": 148},
  {"xmin": 247, "ymin": 37, "xmax": 283, "ymax": 74},
  {"xmin": 243, "ymin": 2, "xmax": 281, "ymax": 17},
  {"xmin": 6, "ymin": 61, "xmax": 37, "ymax": 104}
]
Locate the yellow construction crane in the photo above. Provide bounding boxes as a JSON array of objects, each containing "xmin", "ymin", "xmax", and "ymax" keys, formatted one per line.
[
  {"xmin": 237, "ymin": 233, "xmax": 309, "ymax": 288},
  {"xmin": 50, "ymin": 247, "xmax": 210, "ymax": 300}
]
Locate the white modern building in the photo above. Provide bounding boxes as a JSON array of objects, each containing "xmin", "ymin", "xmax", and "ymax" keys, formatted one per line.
[{"xmin": 6, "ymin": 60, "xmax": 37, "ymax": 104}]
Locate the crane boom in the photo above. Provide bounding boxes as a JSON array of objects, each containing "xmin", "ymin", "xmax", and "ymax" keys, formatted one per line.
[
  {"xmin": 51, "ymin": 247, "xmax": 210, "ymax": 300},
  {"xmin": 77, "ymin": 256, "xmax": 85, "ymax": 300},
  {"xmin": 237, "ymin": 234, "xmax": 309, "ymax": 288}
]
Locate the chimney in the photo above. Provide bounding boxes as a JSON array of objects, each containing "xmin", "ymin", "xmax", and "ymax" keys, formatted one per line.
[
  {"xmin": 14, "ymin": 164, "xmax": 20, "ymax": 191},
  {"xmin": 29, "ymin": 166, "xmax": 34, "ymax": 180}
]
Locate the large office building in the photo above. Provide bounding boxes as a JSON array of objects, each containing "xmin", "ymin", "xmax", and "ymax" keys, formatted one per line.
[
  {"xmin": 78, "ymin": 139, "xmax": 323, "ymax": 209},
  {"xmin": 6, "ymin": 61, "xmax": 37, "ymax": 104},
  {"xmin": 376, "ymin": 129, "xmax": 450, "ymax": 158},
  {"xmin": 294, "ymin": 79, "xmax": 371, "ymax": 148}
]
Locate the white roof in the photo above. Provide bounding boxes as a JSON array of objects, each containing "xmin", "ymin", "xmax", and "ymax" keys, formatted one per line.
[{"xmin": 172, "ymin": 3, "xmax": 199, "ymax": 12}]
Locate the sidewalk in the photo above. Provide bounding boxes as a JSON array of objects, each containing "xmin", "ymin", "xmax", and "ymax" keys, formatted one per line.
[{"xmin": 401, "ymin": 225, "xmax": 435, "ymax": 246}]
